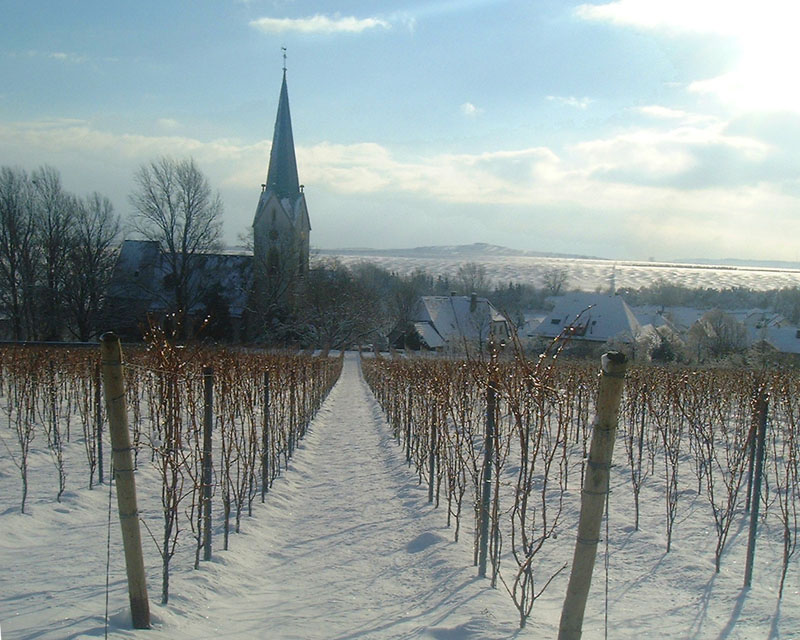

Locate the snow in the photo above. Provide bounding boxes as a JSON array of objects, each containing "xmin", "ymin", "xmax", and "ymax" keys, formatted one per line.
[
  {"xmin": 323, "ymin": 252, "xmax": 800, "ymax": 292},
  {"xmin": 1, "ymin": 353, "xmax": 798, "ymax": 639},
  {"xmin": 0, "ymin": 354, "xmax": 517, "ymax": 639}
]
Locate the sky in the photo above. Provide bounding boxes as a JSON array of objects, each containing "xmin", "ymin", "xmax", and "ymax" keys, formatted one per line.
[{"xmin": 2, "ymin": 0, "xmax": 800, "ymax": 262}]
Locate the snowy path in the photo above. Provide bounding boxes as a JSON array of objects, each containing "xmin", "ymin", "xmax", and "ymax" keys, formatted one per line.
[{"xmin": 145, "ymin": 352, "xmax": 519, "ymax": 639}]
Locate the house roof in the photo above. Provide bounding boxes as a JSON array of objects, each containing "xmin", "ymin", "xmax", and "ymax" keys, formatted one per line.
[
  {"xmin": 414, "ymin": 295, "xmax": 506, "ymax": 344},
  {"xmin": 750, "ymin": 325, "xmax": 800, "ymax": 354},
  {"xmin": 413, "ymin": 321, "xmax": 445, "ymax": 349},
  {"xmin": 534, "ymin": 293, "xmax": 641, "ymax": 343}
]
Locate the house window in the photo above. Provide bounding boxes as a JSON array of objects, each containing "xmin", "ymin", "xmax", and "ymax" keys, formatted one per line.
[{"xmin": 551, "ymin": 318, "xmax": 561, "ymax": 325}]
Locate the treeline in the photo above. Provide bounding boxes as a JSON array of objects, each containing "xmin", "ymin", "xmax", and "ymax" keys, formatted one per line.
[
  {"xmin": 617, "ymin": 279, "xmax": 800, "ymax": 323},
  {"xmin": 0, "ymin": 166, "xmax": 120, "ymax": 341},
  {"xmin": 285, "ymin": 260, "xmax": 800, "ymax": 351},
  {"xmin": 266, "ymin": 260, "xmax": 548, "ymax": 349}
]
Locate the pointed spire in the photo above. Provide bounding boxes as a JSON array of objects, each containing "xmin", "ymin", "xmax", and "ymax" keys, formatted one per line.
[{"xmin": 265, "ymin": 53, "xmax": 300, "ymax": 199}]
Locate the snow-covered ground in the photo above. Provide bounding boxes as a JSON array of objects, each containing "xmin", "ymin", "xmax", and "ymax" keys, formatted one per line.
[
  {"xmin": 1, "ymin": 353, "xmax": 797, "ymax": 639},
  {"xmin": 322, "ymin": 252, "xmax": 800, "ymax": 292}
]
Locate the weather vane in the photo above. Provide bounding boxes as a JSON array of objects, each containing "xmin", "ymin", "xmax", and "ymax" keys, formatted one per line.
[{"xmin": 282, "ymin": 46, "xmax": 287, "ymax": 72}]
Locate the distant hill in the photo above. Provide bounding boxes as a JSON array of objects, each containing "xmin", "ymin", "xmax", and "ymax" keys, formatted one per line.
[
  {"xmin": 318, "ymin": 243, "xmax": 800, "ymax": 272},
  {"xmin": 318, "ymin": 242, "xmax": 603, "ymax": 261}
]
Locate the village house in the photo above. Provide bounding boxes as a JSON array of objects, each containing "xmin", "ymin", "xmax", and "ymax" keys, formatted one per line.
[{"xmin": 397, "ymin": 293, "xmax": 510, "ymax": 351}]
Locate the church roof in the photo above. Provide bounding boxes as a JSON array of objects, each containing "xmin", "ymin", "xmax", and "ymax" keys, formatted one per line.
[
  {"xmin": 265, "ymin": 70, "xmax": 300, "ymax": 200},
  {"xmin": 107, "ymin": 240, "xmax": 253, "ymax": 318}
]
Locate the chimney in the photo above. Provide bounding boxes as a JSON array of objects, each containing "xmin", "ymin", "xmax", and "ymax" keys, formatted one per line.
[{"xmin": 470, "ymin": 292, "xmax": 477, "ymax": 312}]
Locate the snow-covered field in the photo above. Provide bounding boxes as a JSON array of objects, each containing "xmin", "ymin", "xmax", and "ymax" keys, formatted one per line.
[
  {"xmin": 1, "ymin": 353, "xmax": 798, "ymax": 639},
  {"xmin": 321, "ymin": 251, "xmax": 800, "ymax": 292}
]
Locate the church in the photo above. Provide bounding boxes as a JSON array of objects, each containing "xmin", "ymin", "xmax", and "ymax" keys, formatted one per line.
[
  {"xmin": 105, "ymin": 67, "xmax": 310, "ymax": 341},
  {"xmin": 252, "ymin": 65, "xmax": 311, "ymax": 315}
]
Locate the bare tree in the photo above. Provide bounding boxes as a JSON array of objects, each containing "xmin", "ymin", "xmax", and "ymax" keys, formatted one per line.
[
  {"xmin": 31, "ymin": 165, "xmax": 77, "ymax": 340},
  {"xmin": 129, "ymin": 157, "xmax": 223, "ymax": 324},
  {"xmin": 390, "ymin": 269, "xmax": 430, "ymax": 338},
  {"xmin": 0, "ymin": 167, "xmax": 38, "ymax": 340},
  {"xmin": 689, "ymin": 309, "xmax": 748, "ymax": 361},
  {"xmin": 298, "ymin": 259, "xmax": 384, "ymax": 349},
  {"xmin": 456, "ymin": 262, "xmax": 490, "ymax": 296},
  {"xmin": 65, "ymin": 193, "xmax": 121, "ymax": 341},
  {"xmin": 541, "ymin": 267, "xmax": 568, "ymax": 297}
]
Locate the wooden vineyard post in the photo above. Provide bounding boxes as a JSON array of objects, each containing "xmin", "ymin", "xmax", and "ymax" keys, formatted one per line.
[
  {"xmin": 203, "ymin": 366, "xmax": 214, "ymax": 562},
  {"xmin": 744, "ymin": 389, "xmax": 769, "ymax": 588},
  {"xmin": 95, "ymin": 361, "xmax": 104, "ymax": 485},
  {"xmin": 558, "ymin": 352, "xmax": 627, "ymax": 640},
  {"xmin": 405, "ymin": 385, "xmax": 412, "ymax": 464},
  {"xmin": 428, "ymin": 408, "xmax": 436, "ymax": 504},
  {"xmin": 262, "ymin": 369, "xmax": 270, "ymax": 502},
  {"xmin": 99, "ymin": 333, "xmax": 150, "ymax": 630},
  {"xmin": 478, "ymin": 340, "xmax": 499, "ymax": 579}
]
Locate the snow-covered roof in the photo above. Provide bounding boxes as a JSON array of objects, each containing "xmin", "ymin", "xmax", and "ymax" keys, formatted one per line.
[
  {"xmin": 107, "ymin": 240, "xmax": 253, "ymax": 319},
  {"xmin": 413, "ymin": 322, "xmax": 445, "ymax": 349},
  {"xmin": 413, "ymin": 295, "xmax": 507, "ymax": 345},
  {"xmin": 750, "ymin": 325, "xmax": 800, "ymax": 354},
  {"xmin": 534, "ymin": 293, "xmax": 641, "ymax": 343}
]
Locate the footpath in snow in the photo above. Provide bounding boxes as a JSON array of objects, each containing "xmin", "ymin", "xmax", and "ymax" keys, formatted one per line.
[{"xmin": 136, "ymin": 352, "xmax": 519, "ymax": 639}]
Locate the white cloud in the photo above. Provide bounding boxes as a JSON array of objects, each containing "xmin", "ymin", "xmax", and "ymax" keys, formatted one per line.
[
  {"xmin": 460, "ymin": 102, "xmax": 483, "ymax": 117},
  {"xmin": 7, "ymin": 50, "xmax": 89, "ymax": 64},
  {"xmin": 576, "ymin": 1, "xmax": 800, "ymax": 113},
  {"xmin": 546, "ymin": 95, "xmax": 592, "ymax": 110},
  {"xmin": 1, "ymin": 116, "xmax": 796, "ymax": 259},
  {"xmin": 157, "ymin": 118, "xmax": 181, "ymax": 131},
  {"xmin": 575, "ymin": 0, "xmax": 749, "ymax": 35},
  {"xmin": 637, "ymin": 105, "xmax": 687, "ymax": 120},
  {"xmin": 250, "ymin": 14, "xmax": 390, "ymax": 34}
]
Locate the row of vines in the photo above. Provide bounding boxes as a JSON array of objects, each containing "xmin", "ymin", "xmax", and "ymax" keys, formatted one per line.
[
  {"xmin": 0, "ymin": 340, "xmax": 342, "ymax": 604},
  {"xmin": 361, "ymin": 350, "xmax": 799, "ymax": 628}
]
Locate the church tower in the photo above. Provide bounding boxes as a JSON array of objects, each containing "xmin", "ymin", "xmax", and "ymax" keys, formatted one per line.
[{"xmin": 252, "ymin": 62, "xmax": 311, "ymax": 313}]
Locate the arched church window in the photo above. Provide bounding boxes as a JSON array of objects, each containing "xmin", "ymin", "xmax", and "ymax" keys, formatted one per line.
[{"xmin": 268, "ymin": 247, "xmax": 279, "ymax": 276}]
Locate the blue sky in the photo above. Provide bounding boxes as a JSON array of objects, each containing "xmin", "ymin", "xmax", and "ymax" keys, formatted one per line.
[{"xmin": 2, "ymin": 0, "xmax": 799, "ymax": 261}]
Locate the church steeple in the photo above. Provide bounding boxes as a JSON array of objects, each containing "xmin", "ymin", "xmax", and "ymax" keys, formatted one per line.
[{"xmin": 265, "ymin": 63, "xmax": 300, "ymax": 199}]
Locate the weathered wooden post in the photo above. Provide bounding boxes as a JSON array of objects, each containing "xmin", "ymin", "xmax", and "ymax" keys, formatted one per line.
[
  {"xmin": 478, "ymin": 339, "xmax": 499, "ymax": 578},
  {"xmin": 744, "ymin": 389, "xmax": 769, "ymax": 587},
  {"xmin": 100, "ymin": 333, "xmax": 150, "ymax": 630},
  {"xmin": 558, "ymin": 351, "xmax": 627, "ymax": 640},
  {"xmin": 95, "ymin": 361, "xmax": 104, "ymax": 484},
  {"xmin": 202, "ymin": 366, "xmax": 214, "ymax": 562},
  {"xmin": 405, "ymin": 385, "xmax": 413, "ymax": 464},
  {"xmin": 261, "ymin": 369, "xmax": 271, "ymax": 502},
  {"xmin": 428, "ymin": 406, "xmax": 437, "ymax": 504},
  {"xmin": 289, "ymin": 371, "xmax": 296, "ymax": 457}
]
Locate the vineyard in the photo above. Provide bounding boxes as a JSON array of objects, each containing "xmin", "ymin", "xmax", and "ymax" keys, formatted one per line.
[
  {"xmin": 1, "ymin": 340, "xmax": 799, "ymax": 638},
  {"xmin": 362, "ymin": 348, "xmax": 799, "ymax": 630},
  {"xmin": 0, "ymin": 340, "xmax": 342, "ymax": 608}
]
